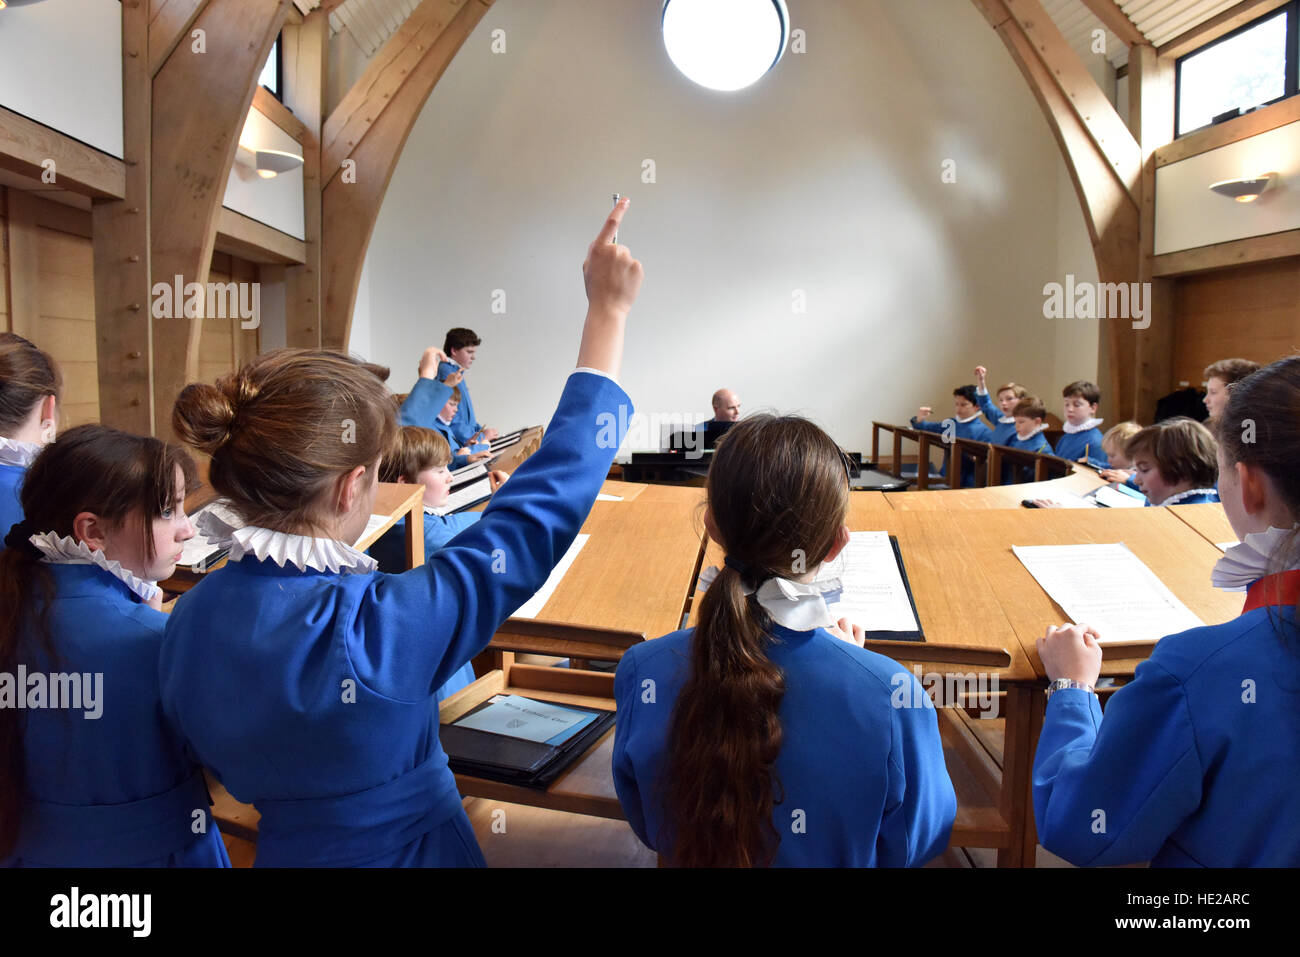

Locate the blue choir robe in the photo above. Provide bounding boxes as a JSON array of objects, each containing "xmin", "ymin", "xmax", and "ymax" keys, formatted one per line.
[
  {"xmin": 369, "ymin": 510, "xmax": 483, "ymax": 699},
  {"xmin": 2, "ymin": 564, "xmax": 229, "ymax": 867},
  {"xmin": 438, "ymin": 360, "xmax": 486, "ymax": 448},
  {"xmin": 398, "ymin": 377, "xmax": 454, "ymax": 430},
  {"xmin": 975, "ymin": 389, "xmax": 1017, "ymax": 446},
  {"xmin": 159, "ymin": 370, "xmax": 632, "ymax": 867},
  {"xmin": 1, "ymin": 462, "xmax": 24, "ymax": 538},
  {"xmin": 613, "ymin": 625, "xmax": 956, "ymax": 866},
  {"xmin": 909, "ymin": 415, "xmax": 993, "ymax": 488},
  {"xmin": 429, "ymin": 417, "xmax": 472, "ymax": 470},
  {"xmin": 1033, "ymin": 594, "xmax": 1300, "ymax": 866},
  {"xmin": 1053, "ymin": 426, "xmax": 1108, "ymax": 469},
  {"xmin": 1002, "ymin": 428, "xmax": 1053, "ymax": 484}
]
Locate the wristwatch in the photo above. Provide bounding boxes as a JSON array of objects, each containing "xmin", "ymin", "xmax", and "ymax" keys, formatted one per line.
[{"xmin": 1045, "ymin": 678, "xmax": 1095, "ymax": 700}]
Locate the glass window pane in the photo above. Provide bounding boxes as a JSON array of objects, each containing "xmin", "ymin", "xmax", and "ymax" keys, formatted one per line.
[
  {"xmin": 1178, "ymin": 11, "xmax": 1288, "ymax": 135},
  {"xmin": 258, "ymin": 38, "xmax": 280, "ymax": 97}
]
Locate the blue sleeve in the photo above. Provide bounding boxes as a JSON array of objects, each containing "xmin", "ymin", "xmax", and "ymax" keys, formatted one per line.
[
  {"xmin": 348, "ymin": 371, "xmax": 632, "ymax": 699},
  {"xmin": 612, "ymin": 651, "xmax": 654, "ymax": 850},
  {"xmin": 1033, "ymin": 661, "xmax": 1203, "ymax": 866},
  {"xmin": 976, "ymin": 389, "xmax": 999, "ymax": 426},
  {"xmin": 399, "ymin": 377, "xmax": 454, "ymax": 428},
  {"xmin": 876, "ymin": 678, "xmax": 957, "ymax": 866},
  {"xmin": 910, "ymin": 417, "xmax": 945, "ymax": 435}
]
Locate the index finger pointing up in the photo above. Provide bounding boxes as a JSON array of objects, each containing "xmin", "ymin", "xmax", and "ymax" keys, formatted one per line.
[{"xmin": 594, "ymin": 197, "xmax": 630, "ymax": 246}]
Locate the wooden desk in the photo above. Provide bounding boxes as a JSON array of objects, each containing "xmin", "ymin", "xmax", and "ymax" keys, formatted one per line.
[
  {"xmin": 1170, "ymin": 503, "xmax": 1237, "ymax": 550},
  {"xmin": 489, "ymin": 426, "xmax": 544, "ymax": 474},
  {"xmin": 885, "ymin": 469, "xmax": 1106, "ymax": 511}
]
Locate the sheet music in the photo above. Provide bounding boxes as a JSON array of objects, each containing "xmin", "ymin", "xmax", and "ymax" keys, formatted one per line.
[
  {"xmin": 178, "ymin": 499, "xmax": 243, "ymax": 567},
  {"xmin": 1093, "ymin": 485, "xmax": 1145, "ymax": 509},
  {"xmin": 435, "ymin": 477, "xmax": 492, "ymax": 514},
  {"xmin": 509, "ymin": 534, "xmax": 590, "ymax": 618},
  {"xmin": 450, "ymin": 463, "xmax": 488, "ymax": 483},
  {"xmin": 1013, "ymin": 543, "xmax": 1204, "ymax": 644},
  {"xmin": 453, "ymin": 694, "xmax": 594, "ymax": 745},
  {"xmin": 816, "ymin": 531, "xmax": 920, "ymax": 633}
]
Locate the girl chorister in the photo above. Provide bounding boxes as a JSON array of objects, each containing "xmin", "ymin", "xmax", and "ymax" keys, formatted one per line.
[
  {"xmin": 158, "ymin": 200, "xmax": 642, "ymax": 867},
  {"xmin": 1034, "ymin": 356, "xmax": 1300, "ymax": 866},
  {"xmin": 0, "ymin": 425, "xmax": 228, "ymax": 867},
  {"xmin": 0, "ymin": 333, "xmax": 60, "ymax": 537}
]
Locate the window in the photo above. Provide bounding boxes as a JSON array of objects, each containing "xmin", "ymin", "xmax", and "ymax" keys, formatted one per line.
[
  {"xmin": 258, "ymin": 32, "xmax": 283, "ymax": 101},
  {"xmin": 1175, "ymin": 1, "xmax": 1299, "ymax": 137}
]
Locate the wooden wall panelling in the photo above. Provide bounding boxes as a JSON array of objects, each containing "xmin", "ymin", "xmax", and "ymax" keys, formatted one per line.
[{"xmin": 0, "ymin": 188, "xmax": 9, "ymax": 332}]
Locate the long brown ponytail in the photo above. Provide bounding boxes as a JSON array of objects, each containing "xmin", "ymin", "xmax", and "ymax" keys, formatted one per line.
[
  {"xmin": 663, "ymin": 415, "xmax": 850, "ymax": 866},
  {"xmin": 0, "ymin": 425, "xmax": 195, "ymax": 858}
]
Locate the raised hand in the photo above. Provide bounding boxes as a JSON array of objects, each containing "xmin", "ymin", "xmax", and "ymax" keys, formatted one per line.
[{"xmin": 418, "ymin": 346, "xmax": 448, "ymax": 379}]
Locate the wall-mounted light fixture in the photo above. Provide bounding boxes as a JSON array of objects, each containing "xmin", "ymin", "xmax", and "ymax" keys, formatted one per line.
[
  {"xmin": 235, "ymin": 143, "xmax": 304, "ymax": 180},
  {"xmin": 661, "ymin": 0, "xmax": 789, "ymax": 92},
  {"xmin": 1209, "ymin": 174, "xmax": 1277, "ymax": 203}
]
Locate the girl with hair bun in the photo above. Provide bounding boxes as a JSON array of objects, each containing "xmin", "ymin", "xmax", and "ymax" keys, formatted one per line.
[
  {"xmin": 0, "ymin": 425, "xmax": 227, "ymax": 867},
  {"xmin": 612, "ymin": 414, "xmax": 956, "ymax": 867},
  {"xmin": 160, "ymin": 200, "xmax": 642, "ymax": 867},
  {"xmin": 0, "ymin": 333, "xmax": 61, "ymax": 537},
  {"xmin": 1035, "ymin": 356, "xmax": 1300, "ymax": 866}
]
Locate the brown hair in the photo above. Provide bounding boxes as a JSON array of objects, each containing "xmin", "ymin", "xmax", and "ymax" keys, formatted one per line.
[
  {"xmin": 0, "ymin": 333, "xmax": 61, "ymax": 435},
  {"xmin": 172, "ymin": 349, "xmax": 397, "ymax": 534},
  {"xmin": 1062, "ymin": 380, "xmax": 1101, "ymax": 405},
  {"xmin": 380, "ymin": 426, "xmax": 453, "ymax": 483},
  {"xmin": 996, "ymin": 382, "xmax": 1028, "ymax": 400},
  {"xmin": 663, "ymin": 415, "xmax": 849, "ymax": 867},
  {"xmin": 1204, "ymin": 358, "xmax": 1261, "ymax": 387},
  {"xmin": 443, "ymin": 328, "xmax": 481, "ymax": 354},
  {"xmin": 447, "ymin": 386, "xmax": 462, "ymax": 406},
  {"xmin": 1013, "ymin": 396, "xmax": 1046, "ymax": 421},
  {"xmin": 1216, "ymin": 357, "xmax": 1300, "ymax": 634},
  {"xmin": 1102, "ymin": 421, "xmax": 1142, "ymax": 452},
  {"xmin": 358, "ymin": 360, "xmax": 391, "ymax": 384},
  {"xmin": 1125, "ymin": 417, "xmax": 1218, "ymax": 488},
  {"xmin": 0, "ymin": 425, "xmax": 196, "ymax": 858}
]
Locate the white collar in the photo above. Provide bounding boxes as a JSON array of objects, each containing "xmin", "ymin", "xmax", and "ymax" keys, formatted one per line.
[
  {"xmin": 1160, "ymin": 488, "xmax": 1218, "ymax": 506},
  {"xmin": 27, "ymin": 530, "xmax": 161, "ymax": 602},
  {"xmin": 195, "ymin": 507, "xmax": 376, "ymax": 574},
  {"xmin": 1212, "ymin": 525, "xmax": 1300, "ymax": 592},
  {"xmin": 697, "ymin": 565, "xmax": 843, "ymax": 632},
  {"xmin": 0, "ymin": 436, "xmax": 43, "ymax": 468},
  {"xmin": 998, "ymin": 414, "xmax": 1015, "ymax": 425},
  {"xmin": 955, "ymin": 412, "xmax": 981, "ymax": 425},
  {"xmin": 1016, "ymin": 423, "xmax": 1049, "ymax": 439},
  {"xmin": 1063, "ymin": 417, "xmax": 1104, "ymax": 434},
  {"xmin": 437, "ymin": 414, "xmax": 455, "ymax": 426}
]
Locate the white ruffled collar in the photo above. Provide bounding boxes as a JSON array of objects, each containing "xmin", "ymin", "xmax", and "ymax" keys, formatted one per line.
[
  {"xmin": 697, "ymin": 565, "xmax": 843, "ymax": 631},
  {"xmin": 0, "ymin": 436, "xmax": 42, "ymax": 468},
  {"xmin": 955, "ymin": 412, "xmax": 981, "ymax": 425},
  {"xmin": 27, "ymin": 531, "xmax": 161, "ymax": 603},
  {"xmin": 1063, "ymin": 417, "xmax": 1104, "ymax": 434},
  {"xmin": 998, "ymin": 414, "xmax": 1015, "ymax": 425},
  {"xmin": 1016, "ymin": 423, "xmax": 1049, "ymax": 440},
  {"xmin": 1213, "ymin": 525, "xmax": 1300, "ymax": 592},
  {"xmin": 1161, "ymin": 488, "xmax": 1218, "ymax": 506},
  {"xmin": 196, "ymin": 506, "xmax": 376, "ymax": 575}
]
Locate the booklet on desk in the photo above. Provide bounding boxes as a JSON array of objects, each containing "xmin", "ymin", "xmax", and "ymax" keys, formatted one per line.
[
  {"xmin": 818, "ymin": 532, "xmax": 926, "ymax": 643},
  {"xmin": 441, "ymin": 694, "xmax": 615, "ymax": 788}
]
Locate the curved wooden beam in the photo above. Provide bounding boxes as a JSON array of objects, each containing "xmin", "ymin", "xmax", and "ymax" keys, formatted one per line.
[
  {"xmin": 150, "ymin": 0, "xmax": 290, "ymax": 434},
  {"xmin": 321, "ymin": 0, "xmax": 494, "ymax": 351},
  {"xmin": 973, "ymin": 0, "xmax": 1143, "ymax": 417}
]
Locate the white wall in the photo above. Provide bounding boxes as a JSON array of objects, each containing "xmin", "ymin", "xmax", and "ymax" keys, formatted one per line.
[
  {"xmin": 1155, "ymin": 121, "xmax": 1300, "ymax": 254},
  {"xmin": 222, "ymin": 108, "xmax": 306, "ymax": 240},
  {"xmin": 352, "ymin": 0, "xmax": 1101, "ymax": 452},
  {"xmin": 0, "ymin": 0, "xmax": 123, "ymax": 158}
]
